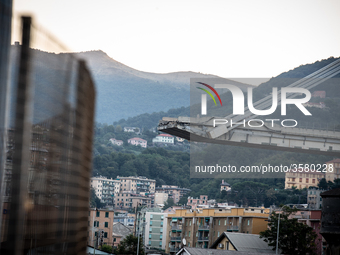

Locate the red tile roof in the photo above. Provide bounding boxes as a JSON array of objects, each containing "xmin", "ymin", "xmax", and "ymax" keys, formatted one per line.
[
  {"xmin": 326, "ymin": 158, "xmax": 340, "ymax": 163},
  {"xmin": 158, "ymin": 134, "xmax": 173, "ymax": 137}
]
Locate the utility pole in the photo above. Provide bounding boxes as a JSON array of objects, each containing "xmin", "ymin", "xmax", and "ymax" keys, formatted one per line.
[{"xmin": 134, "ymin": 203, "xmax": 140, "ymax": 236}]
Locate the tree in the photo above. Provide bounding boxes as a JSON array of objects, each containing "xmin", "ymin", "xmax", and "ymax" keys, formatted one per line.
[
  {"xmin": 178, "ymin": 196, "xmax": 188, "ymax": 206},
  {"xmin": 163, "ymin": 198, "xmax": 175, "ymax": 210},
  {"xmin": 90, "ymin": 188, "xmax": 105, "ymax": 209},
  {"xmin": 100, "ymin": 244, "xmax": 112, "ymax": 253},
  {"xmin": 260, "ymin": 206, "xmax": 317, "ymax": 255},
  {"xmin": 115, "ymin": 234, "xmax": 144, "ymax": 255}
]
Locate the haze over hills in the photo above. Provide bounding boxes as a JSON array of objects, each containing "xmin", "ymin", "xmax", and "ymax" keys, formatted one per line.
[{"xmin": 75, "ymin": 50, "xmax": 254, "ymax": 124}]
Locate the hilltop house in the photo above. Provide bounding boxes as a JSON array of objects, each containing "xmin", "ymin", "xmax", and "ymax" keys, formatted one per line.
[
  {"xmin": 152, "ymin": 134, "xmax": 174, "ymax": 144},
  {"xmin": 109, "ymin": 138, "xmax": 123, "ymax": 146},
  {"xmin": 127, "ymin": 137, "xmax": 147, "ymax": 148}
]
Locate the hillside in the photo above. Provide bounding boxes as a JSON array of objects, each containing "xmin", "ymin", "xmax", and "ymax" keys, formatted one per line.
[
  {"xmin": 114, "ymin": 56, "xmax": 340, "ymax": 129},
  {"xmin": 74, "ymin": 50, "xmax": 237, "ymax": 123}
]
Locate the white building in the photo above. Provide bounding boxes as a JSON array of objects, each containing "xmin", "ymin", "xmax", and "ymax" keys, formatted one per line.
[
  {"xmin": 155, "ymin": 192, "xmax": 169, "ymax": 207},
  {"xmin": 124, "ymin": 127, "xmax": 140, "ymax": 134},
  {"xmin": 143, "ymin": 211, "xmax": 168, "ymax": 250},
  {"xmin": 152, "ymin": 134, "xmax": 174, "ymax": 144},
  {"xmin": 110, "ymin": 138, "xmax": 123, "ymax": 146}
]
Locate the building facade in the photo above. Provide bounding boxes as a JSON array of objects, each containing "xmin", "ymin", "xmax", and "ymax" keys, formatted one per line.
[
  {"xmin": 165, "ymin": 207, "xmax": 270, "ymax": 254},
  {"xmin": 88, "ymin": 209, "xmax": 114, "ymax": 248},
  {"xmin": 152, "ymin": 134, "xmax": 174, "ymax": 144},
  {"xmin": 325, "ymin": 158, "xmax": 340, "ymax": 182},
  {"xmin": 285, "ymin": 168, "xmax": 324, "ymax": 189},
  {"xmin": 155, "ymin": 185, "xmax": 191, "ymax": 204},
  {"xmin": 307, "ymin": 187, "xmax": 324, "ymax": 209},
  {"xmin": 187, "ymin": 195, "xmax": 209, "ymax": 209},
  {"xmin": 155, "ymin": 192, "xmax": 169, "ymax": 206},
  {"xmin": 144, "ymin": 211, "xmax": 168, "ymax": 250},
  {"xmin": 90, "ymin": 176, "xmax": 120, "ymax": 204},
  {"xmin": 220, "ymin": 180, "xmax": 231, "ymax": 192}
]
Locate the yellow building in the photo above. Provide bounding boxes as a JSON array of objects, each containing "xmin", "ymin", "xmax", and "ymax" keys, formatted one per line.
[
  {"xmin": 325, "ymin": 158, "xmax": 340, "ymax": 182},
  {"xmin": 285, "ymin": 168, "xmax": 324, "ymax": 189},
  {"xmin": 165, "ymin": 207, "xmax": 270, "ymax": 254}
]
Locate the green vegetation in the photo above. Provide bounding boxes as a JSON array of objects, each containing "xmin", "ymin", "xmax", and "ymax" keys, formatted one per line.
[
  {"xmin": 260, "ymin": 206, "xmax": 317, "ymax": 255},
  {"xmin": 114, "ymin": 234, "xmax": 144, "ymax": 255}
]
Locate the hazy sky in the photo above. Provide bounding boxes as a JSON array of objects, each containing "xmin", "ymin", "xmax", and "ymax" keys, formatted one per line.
[{"xmin": 13, "ymin": 0, "xmax": 340, "ymax": 79}]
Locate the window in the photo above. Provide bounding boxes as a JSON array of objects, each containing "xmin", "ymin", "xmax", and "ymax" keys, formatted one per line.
[
  {"xmin": 149, "ymin": 234, "xmax": 151, "ymax": 238},
  {"xmin": 218, "ymin": 220, "xmax": 220, "ymax": 225},
  {"xmin": 96, "ymin": 211, "xmax": 100, "ymax": 217},
  {"xmin": 306, "ymin": 178, "xmax": 309, "ymax": 183},
  {"xmin": 188, "ymin": 242, "xmax": 190, "ymax": 247},
  {"xmin": 160, "ymin": 234, "xmax": 163, "ymax": 239},
  {"xmin": 159, "ymin": 241, "xmax": 162, "ymax": 246},
  {"xmin": 312, "ymin": 179, "xmax": 315, "ymax": 183},
  {"xmin": 104, "ymin": 232, "xmax": 108, "ymax": 238},
  {"xmin": 150, "ymin": 221, "xmax": 153, "ymax": 226},
  {"xmin": 224, "ymin": 220, "xmax": 227, "ymax": 225},
  {"xmin": 247, "ymin": 220, "xmax": 250, "ymax": 226},
  {"xmin": 114, "ymin": 238, "xmax": 116, "ymax": 242},
  {"xmin": 189, "ymin": 220, "xmax": 191, "ymax": 226},
  {"xmin": 189, "ymin": 231, "xmax": 191, "ymax": 237},
  {"xmin": 149, "ymin": 227, "xmax": 152, "ymax": 232},
  {"xmin": 105, "ymin": 222, "xmax": 108, "ymax": 228},
  {"xmin": 299, "ymin": 178, "xmax": 302, "ymax": 182},
  {"xmin": 218, "ymin": 231, "xmax": 220, "ymax": 237},
  {"xmin": 150, "ymin": 214, "xmax": 153, "ymax": 219}
]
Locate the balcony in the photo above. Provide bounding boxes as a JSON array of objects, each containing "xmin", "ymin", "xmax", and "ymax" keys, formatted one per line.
[
  {"xmin": 198, "ymin": 225, "xmax": 210, "ymax": 230},
  {"xmin": 171, "ymin": 225, "xmax": 182, "ymax": 232},
  {"xmin": 227, "ymin": 226, "xmax": 239, "ymax": 231},
  {"xmin": 197, "ymin": 236, "xmax": 209, "ymax": 241},
  {"xmin": 170, "ymin": 236, "xmax": 181, "ymax": 242}
]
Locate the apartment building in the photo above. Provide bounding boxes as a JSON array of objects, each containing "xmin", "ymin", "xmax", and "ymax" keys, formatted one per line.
[
  {"xmin": 165, "ymin": 207, "xmax": 270, "ymax": 254},
  {"xmin": 90, "ymin": 176, "xmax": 120, "ymax": 204},
  {"xmin": 285, "ymin": 168, "xmax": 324, "ymax": 189},
  {"xmin": 113, "ymin": 213, "xmax": 135, "ymax": 227},
  {"xmin": 187, "ymin": 195, "xmax": 209, "ymax": 209},
  {"xmin": 115, "ymin": 192, "xmax": 153, "ymax": 208},
  {"xmin": 155, "ymin": 185, "xmax": 191, "ymax": 203},
  {"xmin": 88, "ymin": 209, "xmax": 114, "ymax": 247},
  {"xmin": 307, "ymin": 187, "xmax": 324, "ymax": 209},
  {"xmin": 142, "ymin": 210, "xmax": 167, "ymax": 250},
  {"xmin": 117, "ymin": 176, "xmax": 156, "ymax": 195}
]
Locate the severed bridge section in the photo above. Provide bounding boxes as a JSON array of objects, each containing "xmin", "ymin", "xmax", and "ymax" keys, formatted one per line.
[
  {"xmin": 158, "ymin": 116, "xmax": 340, "ymax": 156},
  {"xmin": 158, "ymin": 59, "xmax": 340, "ymax": 157}
]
